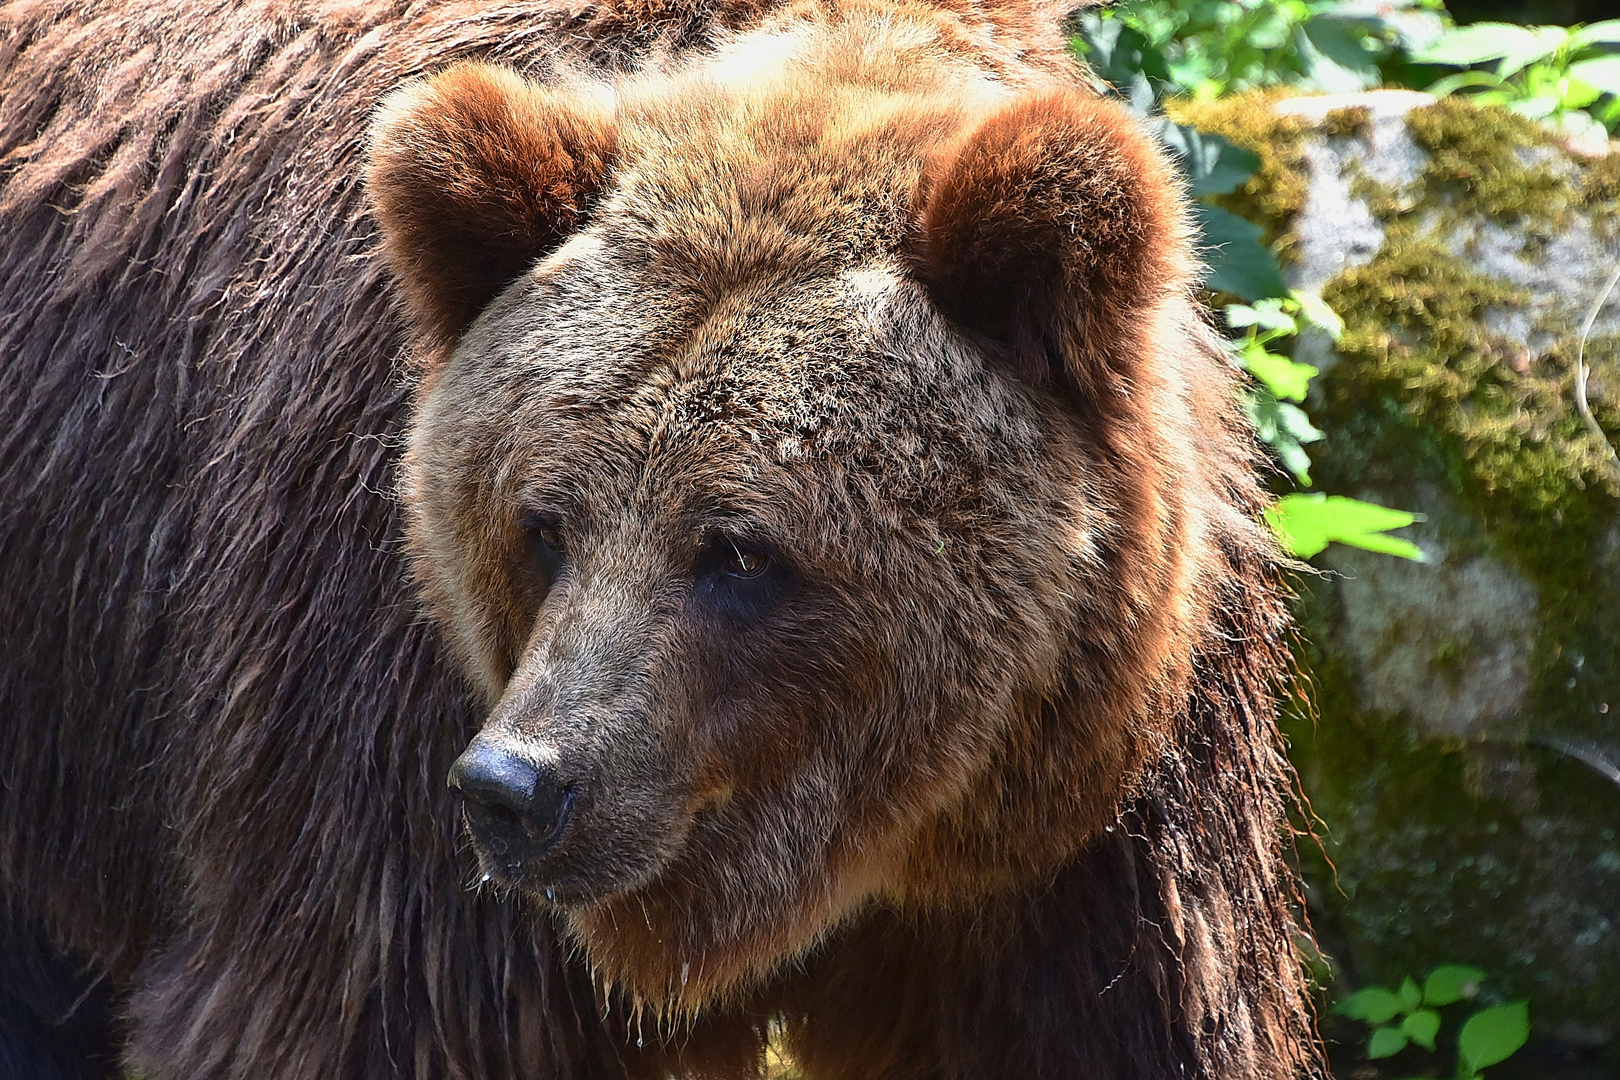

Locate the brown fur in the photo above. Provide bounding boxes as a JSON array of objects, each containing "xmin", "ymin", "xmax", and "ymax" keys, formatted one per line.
[
  {"xmin": 0, "ymin": 0, "xmax": 1323, "ymax": 1078},
  {"xmin": 913, "ymin": 92, "xmax": 1192, "ymax": 391},
  {"xmin": 369, "ymin": 64, "xmax": 619, "ymax": 353}
]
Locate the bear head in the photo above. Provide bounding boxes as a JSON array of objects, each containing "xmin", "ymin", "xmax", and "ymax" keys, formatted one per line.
[{"xmin": 368, "ymin": 24, "xmax": 1225, "ymax": 1017}]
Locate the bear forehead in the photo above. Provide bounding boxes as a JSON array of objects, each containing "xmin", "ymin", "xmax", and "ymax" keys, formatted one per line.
[
  {"xmin": 599, "ymin": 45, "xmax": 1006, "ymax": 289},
  {"xmin": 444, "ymin": 254, "xmax": 1058, "ymax": 527}
]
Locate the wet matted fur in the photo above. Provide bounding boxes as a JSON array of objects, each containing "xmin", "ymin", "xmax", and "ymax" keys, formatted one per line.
[{"xmin": 0, "ymin": 0, "xmax": 1324, "ymax": 1078}]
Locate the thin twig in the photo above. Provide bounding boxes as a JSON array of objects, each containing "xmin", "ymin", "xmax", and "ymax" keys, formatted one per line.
[
  {"xmin": 1528, "ymin": 736, "xmax": 1620, "ymax": 793},
  {"xmin": 1477, "ymin": 730, "xmax": 1620, "ymax": 794},
  {"xmin": 1575, "ymin": 260, "xmax": 1620, "ymax": 487}
]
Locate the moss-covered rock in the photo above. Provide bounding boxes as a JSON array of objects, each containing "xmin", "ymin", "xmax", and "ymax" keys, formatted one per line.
[
  {"xmin": 1184, "ymin": 89, "xmax": 1620, "ymax": 1052},
  {"xmin": 1167, "ymin": 92, "xmax": 1313, "ymax": 263}
]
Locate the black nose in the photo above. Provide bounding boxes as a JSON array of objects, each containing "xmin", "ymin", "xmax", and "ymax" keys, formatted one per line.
[{"xmin": 448, "ymin": 738, "xmax": 575, "ymax": 855}]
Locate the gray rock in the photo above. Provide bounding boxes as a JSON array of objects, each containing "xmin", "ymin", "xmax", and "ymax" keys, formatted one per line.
[
  {"xmin": 1321, "ymin": 493, "xmax": 1538, "ymax": 739},
  {"xmin": 1255, "ymin": 91, "xmax": 1620, "ymax": 1050}
]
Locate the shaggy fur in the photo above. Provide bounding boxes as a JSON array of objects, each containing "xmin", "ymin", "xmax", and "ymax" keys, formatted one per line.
[
  {"xmin": 913, "ymin": 92, "xmax": 1192, "ymax": 393},
  {"xmin": 369, "ymin": 63, "xmax": 619, "ymax": 353},
  {"xmin": 0, "ymin": 1, "xmax": 1323, "ymax": 1079}
]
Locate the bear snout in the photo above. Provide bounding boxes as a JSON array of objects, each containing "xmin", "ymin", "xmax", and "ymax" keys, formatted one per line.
[{"xmin": 450, "ymin": 734, "xmax": 577, "ymax": 870}]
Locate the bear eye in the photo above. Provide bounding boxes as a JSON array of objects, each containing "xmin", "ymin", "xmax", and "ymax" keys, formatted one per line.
[
  {"xmin": 724, "ymin": 540, "xmax": 770, "ymax": 579},
  {"xmin": 531, "ymin": 520, "xmax": 565, "ymax": 555},
  {"xmin": 519, "ymin": 510, "xmax": 567, "ymax": 589},
  {"xmin": 692, "ymin": 531, "xmax": 788, "ymax": 622}
]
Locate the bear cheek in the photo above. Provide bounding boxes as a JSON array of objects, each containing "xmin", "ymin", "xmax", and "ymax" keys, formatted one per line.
[{"xmin": 401, "ymin": 472, "xmax": 519, "ymax": 700}]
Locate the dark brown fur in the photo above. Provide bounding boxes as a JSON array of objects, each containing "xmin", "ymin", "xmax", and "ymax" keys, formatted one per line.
[{"xmin": 0, "ymin": 0, "xmax": 1323, "ymax": 1078}]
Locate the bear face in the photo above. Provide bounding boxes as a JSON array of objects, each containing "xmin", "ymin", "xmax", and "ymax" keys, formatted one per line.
[{"xmin": 371, "ymin": 21, "xmax": 1213, "ymax": 1015}]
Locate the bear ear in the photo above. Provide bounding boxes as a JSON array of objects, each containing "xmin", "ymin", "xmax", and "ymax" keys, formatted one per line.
[
  {"xmin": 367, "ymin": 63, "xmax": 617, "ymax": 352},
  {"xmin": 909, "ymin": 92, "xmax": 1192, "ymax": 402}
]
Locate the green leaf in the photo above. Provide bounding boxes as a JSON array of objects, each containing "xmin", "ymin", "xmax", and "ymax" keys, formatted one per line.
[
  {"xmin": 1242, "ymin": 343, "xmax": 1317, "ymax": 402},
  {"xmin": 1195, "ymin": 204, "xmax": 1288, "ymax": 301},
  {"xmin": 1161, "ymin": 123, "xmax": 1262, "ymax": 197},
  {"xmin": 1559, "ymin": 77, "xmax": 1607, "ymax": 111},
  {"xmin": 1402, "ymin": 1009, "xmax": 1441, "ymax": 1052},
  {"xmin": 1397, "ymin": 976, "xmax": 1423, "ymax": 1013},
  {"xmin": 1273, "ymin": 400, "xmax": 1323, "ymax": 443},
  {"xmin": 1427, "ymin": 69, "xmax": 1507, "ymax": 96},
  {"xmin": 1495, "ymin": 26, "xmax": 1570, "ymax": 78},
  {"xmin": 1368, "ymin": 1025, "xmax": 1409, "ymax": 1059},
  {"xmin": 1569, "ymin": 56, "xmax": 1620, "ymax": 97},
  {"xmin": 1290, "ymin": 290, "xmax": 1343, "ymax": 340},
  {"xmin": 1226, "ymin": 299, "xmax": 1297, "ymax": 334},
  {"xmin": 1301, "ymin": 15, "xmax": 1384, "ymax": 92},
  {"xmin": 1335, "ymin": 986, "xmax": 1404, "ymax": 1025},
  {"xmin": 1458, "ymin": 1002, "xmax": 1530, "ymax": 1074},
  {"xmin": 1569, "ymin": 19, "xmax": 1620, "ymax": 50},
  {"xmin": 1246, "ymin": 393, "xmax": 1322, "ymax": 484},
  {"xmin": 1412, "ymin": 22, "xmax": 1537, "ymax": 64},
  {"xmin": 1509, "ymin": 95, "xmax": 1561, "ymax": 121},
  {"xmin": 1412, "ymin": 23, "xmax": 1564, "ymax": 77},
  {"xmin": 1424, "ymin": 965, "xmax": 1487, "ymax": 1007},
  {"xmin": 1073, "ymin": 14, "xmax": 1172, "ymax": 99},
  {"xmin": 1265, "ymin": 494, "xmax": 1426, "ymax": 561}
]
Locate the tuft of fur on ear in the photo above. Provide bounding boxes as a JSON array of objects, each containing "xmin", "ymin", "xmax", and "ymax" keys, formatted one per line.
[
  {"xmin": 911, "ymin": 91, "xmax": 1192, "ymax": 400},
  {"xmin": 367, "ymin": 63, "xmax": 617, "ymax": 352}
]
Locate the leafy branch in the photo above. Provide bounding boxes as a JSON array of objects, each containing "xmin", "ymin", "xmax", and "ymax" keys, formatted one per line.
[
  {"xmin": 1074, "ymin": 15, "xmax": 1426, "ymax": 563},
  {"xmin": 1336, "ymin": 965, "xmax": 1529, "ymax": 1079},
  {"xmin": 1412, "ymin": 19, "xmax": 1620, "ymax": 139}
]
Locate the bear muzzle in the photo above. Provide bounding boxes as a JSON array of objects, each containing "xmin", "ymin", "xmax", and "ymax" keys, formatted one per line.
[
  {"xmin": 448, "ymin": 718, "xmax": 690, "ymax": 904},
  {"xmin": 450, "ymin": 734, "xmax": 580, "ymax": 882}
]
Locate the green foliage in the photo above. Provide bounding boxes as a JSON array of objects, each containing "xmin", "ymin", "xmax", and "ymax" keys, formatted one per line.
[
  {"xmin": 1227, "ymin": 293, "xmax": 1424, "ymax": 560},
  {"xmin": 1071, "ymin": 7, "xmax": 1425, "ymax": 564},
  {"xmin": 1198, "ymin": 205, "xmax": 1288, "ymax": 299},
  {"xmin": 1266, "ymin": 494, "xmax": 1425, "ymax": 559},
  {"xmin": 1080, "ymin": 0, "xmax": 1620, "ymax": 139},
  {"xmin": 1222, "ymin": 291, "xmax": 1426, "ymax": 562},
  {"xmin": 1424, "ymin": 964, "xmax": 1487, "ymax": 1006},
  {"xmin": 1076, "ymin": 0, "xmax": 1446, "ymax": 100},
  {"xmin": 1402, "ymin": 1007, "xmax": 1442, "ymax": 1051},
  {"xmin": 1333, "ymin": 965, "xmax": 1528, "ymax": 1077},
  {"xmin": 1411, "ymin": 19, "xmax": 1620, "ymax": 138},
  {"xmin": 1458, "ymin": 1002, "xmax": 1532, "ymax": 1076},
  {"xmin": 1230, "ymin": 294, "xmax": 1327, "ymax": 481}
]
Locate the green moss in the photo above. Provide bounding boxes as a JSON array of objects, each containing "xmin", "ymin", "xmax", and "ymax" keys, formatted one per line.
[
  {"xmin": 1575, "ymin": 150, "xmax": 1620, "ymax": 207},
  {"xmin": 1315, "ymin": 101, "xmax": 1620, "ymax": 574},
  {"xmin": 1255, "ymin": 95, "xmax": 1620, "ymax": 1036},
  {"xmin": 1280, "ymin": 579, "xmax": 1620, "ymax": 1030},
  {"xmin": 1576, "ymin": 151, "xmax": 1620, "ymax": 240},
  {"xmin": 1183, "ymin": 90, "xmax": 1620, "ymax": 651},
  {"xmin": 1321, "ymin": 105, "xmax": 1372, "ymax": 140},
  {"xmin": 1404, "ymin": 98, "xmax": 1568, "ymax": 235},
  {"xmin": 1428, "ymin": 636, "xmax": 1477, "ymax": 691},
  {"xmin": 1320, "ymin": 241, "xmax": 1619, "ymax": 524},
  {"xmin": 1167, "ymin": 92, "xmax": 1312, "ymax": 263},
  {"xmin": 1315, "ymin": 151, "xmax": 1620, "ymax": 769}
]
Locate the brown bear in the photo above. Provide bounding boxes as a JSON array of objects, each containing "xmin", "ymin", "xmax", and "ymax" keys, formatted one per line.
[{"xmin": 0, "ymin": 0, "xmax": 1322, "ymax": 1078}]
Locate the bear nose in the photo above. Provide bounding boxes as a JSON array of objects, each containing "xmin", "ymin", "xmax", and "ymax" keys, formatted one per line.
[{"xmin": 449, "ymin": 738, "xmax": 575, "ymax": 854}]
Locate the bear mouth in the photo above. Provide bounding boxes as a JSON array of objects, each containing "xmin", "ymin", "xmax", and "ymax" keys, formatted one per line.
[
  {"xmin": 460, "ymin": 784, "xmax": 591, "ymax": 900},
  {"xmin": 467, "ymin": 828, "xmax": 608, "ymax": 906},
  {"xmin": 461, "ymin": 790, "xmax": 685, "ymax": 907}
]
